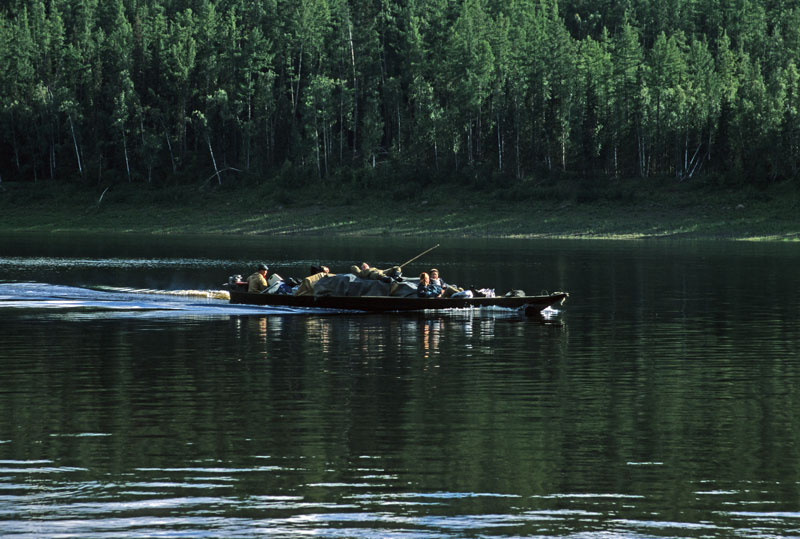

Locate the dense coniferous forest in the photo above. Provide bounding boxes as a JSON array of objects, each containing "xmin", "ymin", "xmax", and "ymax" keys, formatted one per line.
[{"xmin": 1, "ymin": 0, "xmax": 799, "ymax": 189}]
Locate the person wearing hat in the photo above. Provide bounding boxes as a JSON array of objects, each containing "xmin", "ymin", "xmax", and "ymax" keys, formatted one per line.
[{"xmin": 247, "ymin": 263, "xmax": 269, "ymax": 293}]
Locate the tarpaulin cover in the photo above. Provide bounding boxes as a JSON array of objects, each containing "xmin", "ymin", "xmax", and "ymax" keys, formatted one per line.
[{"xmin": 312, "ymin": 274, "xmax": 419, "ymax": 297}]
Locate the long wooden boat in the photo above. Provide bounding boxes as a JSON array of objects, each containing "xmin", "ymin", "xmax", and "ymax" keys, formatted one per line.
[{"xmin": 228, "ymin": 289, "xmax": 568, "ymax": 316}]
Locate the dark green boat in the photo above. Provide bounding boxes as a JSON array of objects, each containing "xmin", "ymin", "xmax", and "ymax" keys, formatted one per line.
[{"xmin": 228, "ymin": 288, "xmax": 568, "ymax": 316}]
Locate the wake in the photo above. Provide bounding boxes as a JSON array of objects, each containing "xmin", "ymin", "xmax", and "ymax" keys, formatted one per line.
[{"xmin": 0, "ymin": 282, "xmax": 292, "ymax": 319}]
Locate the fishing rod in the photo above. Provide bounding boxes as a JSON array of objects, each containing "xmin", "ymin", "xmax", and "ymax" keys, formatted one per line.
[{"xmin": 398, "ymin": 244, "xmax": 440, "ymax": 269}]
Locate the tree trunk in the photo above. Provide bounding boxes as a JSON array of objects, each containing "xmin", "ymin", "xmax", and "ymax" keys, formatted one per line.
[
  {"xmin": 292, "ymin": 42, "xmax": 304, "ymax": 119},
  {"xmin": 468, "ymin": 113, "xmax": 473, "ymax": 165},
  {"xmin": 655, "ymin": 93, "xmax": 661, "ymax": 172},
  {"xmin": 162, "ymin": 120, "xmax": 177, "ymax": 173},
  {"xmin": 348, "ymin": 22, "xmax": 357, "ymax": 160},
  {"xmin": 434, "ymin": 127, "xmax": 439, "ymax": 171},
  {"xmin": 49, "ymin": 139, "xmax": 55, "ymax": 180},
  {"xmin": 339, "ymin": 88, "xmax": 344, "ymax": 164},
  {"xmin": 205, "ymin": 131, "xmax": 222, "ymax": 184},
  {"xmin": 636, "ymin": 115, "xmax": 646, "ymax": 177},
  {"xmin": 140, "ymin": 115, "xmax": 152, "ymax": 183},
  {"xmin": 322, "ymin": 119, "xmax": 331, "ymax": 178},
  {"xmin": 122, "ymin": 130, "xmax": 132, "ymax": 182},
  {"xmin": 476, "ymin": 103, "xmax": 481, "ymax": 161},
  {"xmin": 314, "ymin": 111, "xmax": 321, "ymax": 179},
  {"xmin": 497, "ymin": 110, "xmax": 502, "ymax": 172},
  {"xmin": 246, "ymin": 80, "xmax": 252, "ymax": 170},
  {"xmin": 68, "ymin": 114, "xmax": 84, "ymax": 179},
  {"xmin": 339, "ymin": 29, "xmax": 346, "ymax": 164},
  {"xmin": 514, "ymin": 98, "xmax": 520, "ymax": 179},
  {"xmin": 180, "ymin": 97, "xmax": 187, "ymax": 156},
  {"xmin": 397, "ymin": 103, "xmax": 401, "ymax": 154},
  {"xmin": 11, "ymin": 125, "xmax": 21, "ymax": 172},
  {"xmin": 683, "ymin": 111, "xmax": 689, "ymax": 174}
]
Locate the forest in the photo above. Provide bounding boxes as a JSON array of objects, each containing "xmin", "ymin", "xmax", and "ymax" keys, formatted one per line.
[{"xmin": 1, "ymin": 0, "xmax": 799, "ymax": 189}]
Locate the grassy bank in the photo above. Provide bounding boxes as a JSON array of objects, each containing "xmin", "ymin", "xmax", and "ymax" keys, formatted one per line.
[{"xmin": 1, "ymin": 176, "xmax": 798, "ymax": 241}]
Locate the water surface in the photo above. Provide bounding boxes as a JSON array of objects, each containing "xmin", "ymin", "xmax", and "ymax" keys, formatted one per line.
[{"xmin": 1, "ymin": 233, "xmax": 799, "ymax": 537}]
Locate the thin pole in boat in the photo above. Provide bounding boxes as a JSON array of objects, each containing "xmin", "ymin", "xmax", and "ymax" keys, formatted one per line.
[{"xmin": 398, "ymin": 244, "xmax": 440, "ymax": 269}]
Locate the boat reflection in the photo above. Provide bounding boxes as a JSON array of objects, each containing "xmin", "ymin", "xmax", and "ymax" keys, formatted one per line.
[
  {"xmin": 422, "ymin": 319, "xmax": 441, "ymax": 359},
  {"xmin": 230, "ymin": 309, "xmax": 564, "ymax": 363}
]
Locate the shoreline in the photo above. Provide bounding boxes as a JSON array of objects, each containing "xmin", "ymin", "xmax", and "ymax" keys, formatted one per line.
[{"xmin": 1, "ymin": 181, "xmax": 798, "ymax": 242}]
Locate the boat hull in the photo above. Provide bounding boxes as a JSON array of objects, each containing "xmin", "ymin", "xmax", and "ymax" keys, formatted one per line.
[{"xmin": 228, "ymin": 290, "xmax": 568, "ymax": 314}]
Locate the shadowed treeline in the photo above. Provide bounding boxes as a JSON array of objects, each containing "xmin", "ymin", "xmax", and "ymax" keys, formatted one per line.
[{"xmin": 1, "ymin": 0, "xmax": 799, "ymax": 188}]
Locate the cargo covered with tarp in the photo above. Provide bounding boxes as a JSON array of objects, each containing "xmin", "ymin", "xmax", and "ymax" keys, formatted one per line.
[{"xmin": 310, "ymin": 274, "xmax": 418, "ymax": 297}]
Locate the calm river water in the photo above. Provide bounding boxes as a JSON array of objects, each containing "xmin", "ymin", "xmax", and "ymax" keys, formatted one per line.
[{"xmin": 1, "ymin": 233, "xmax": 799, "ymax": 538}]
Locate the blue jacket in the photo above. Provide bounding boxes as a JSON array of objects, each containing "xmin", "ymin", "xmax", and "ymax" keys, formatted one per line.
[{"xmin": 417, "ymin": 282, "xmax": 442, "ymax": 298}]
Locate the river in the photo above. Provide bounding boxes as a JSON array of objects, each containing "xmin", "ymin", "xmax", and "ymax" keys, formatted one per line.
[{"xmin": 1, "ymin": 233, "xmax": 799, "ymax": 538}]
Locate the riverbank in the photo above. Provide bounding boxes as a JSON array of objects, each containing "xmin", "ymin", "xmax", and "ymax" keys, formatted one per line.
[{"xmin": 1, "ymin": 178, "xmax": 798, "ymax": 241}]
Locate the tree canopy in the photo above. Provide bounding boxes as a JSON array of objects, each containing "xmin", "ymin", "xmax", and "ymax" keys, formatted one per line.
[{"xmin": 0, "ymin": 0, "xmax": 798, "ymax": 186}]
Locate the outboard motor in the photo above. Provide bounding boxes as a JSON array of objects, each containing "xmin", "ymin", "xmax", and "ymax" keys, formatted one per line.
[{"xmin": 225, "ymin": 274, "xmax": 244, "ymax": 289}]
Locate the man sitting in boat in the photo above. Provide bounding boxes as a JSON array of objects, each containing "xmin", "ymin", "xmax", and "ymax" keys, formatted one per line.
[
  {"xmin": 430, "ymin": 268, "xmax": 464, "ymax": 298},
  {"xmin": 417, "ymin": 272, "xmax": 443, "ymax": 298},
  {"xmin": 247, "ymin": 264, "xmax": 269, "ymax": 293},
  {"xmin": 309, "ymin": 264, "xmax": 330, "ymax": 275},
  {"xmin": 294, "ymin": 265, "xmax": 335, "ymax": 296}
]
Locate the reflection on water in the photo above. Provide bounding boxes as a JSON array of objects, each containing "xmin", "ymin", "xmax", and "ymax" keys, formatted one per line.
[
  {"xmin": 1, "ymin": 235, "xmax": 800, "ymax": 538},
  {"xmin": 225, "ymin": 308, "xmax": 528, "ymax": 366},
  {"xmin": 0, "ymin": 308, "xmax": 575, "ymax": 537}
]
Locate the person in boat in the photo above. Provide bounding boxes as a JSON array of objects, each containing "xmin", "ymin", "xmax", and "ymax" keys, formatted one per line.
[
  {"xmin": 309, "ymin": 264, "xmax": 330, "ymax": 276},
  {"xmin": 417, "ymin": 272, "xmax": 443, "ymax": 298},
  {"xmin": 430, "ymin": 268, "xmax": 463, "ymax": 298},
  {"xmin": 247, "ymin": 263, "xmax": 269, "ymax": 293},
  {"xmin": 294, "ymin": 265, "xmax": 335, "ymax": 296},
  {"xmin": 429, "ymin": 268, "xmax": 446, "ymax": 289},
  {"xmin": 349, "ymin": 262, "xmax": 401, "ymax": 283}
]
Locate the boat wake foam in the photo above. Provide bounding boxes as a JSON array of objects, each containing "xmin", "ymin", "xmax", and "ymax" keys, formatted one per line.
[
  {"xmin": 93, "ymin": 285, "xmax": 230, "ymax": 300},
  {"xmin": 0, "ymin": 282, "xmax": 283, "ymax": 319}
]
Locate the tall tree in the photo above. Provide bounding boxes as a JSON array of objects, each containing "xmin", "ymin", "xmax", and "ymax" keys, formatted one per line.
[
  {"xmin": 646, "ymin": 31, "xmax": 686, "ymax": 175},
  {"xmin": 612, "ymin": 17, "xmax": 645, "ymax": 176},
  {"xmin": 446, "ymin": 0, "xmax": 495, "ymax": 167},
  {"xmin": 164, "ymin": 8, "xmax": 196, "ymax": 159}
]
